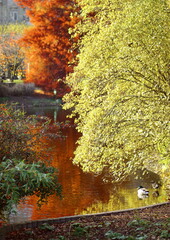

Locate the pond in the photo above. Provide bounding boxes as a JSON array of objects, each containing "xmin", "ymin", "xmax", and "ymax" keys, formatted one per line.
[{"xmin": 9, "ymin": 105, "xmax": 168, "ymax": 223}]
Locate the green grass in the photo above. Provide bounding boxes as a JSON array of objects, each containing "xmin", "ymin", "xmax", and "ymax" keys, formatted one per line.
[{"xmin": 3, "ymin": 79, "xmax": 24, "ymax": 84}]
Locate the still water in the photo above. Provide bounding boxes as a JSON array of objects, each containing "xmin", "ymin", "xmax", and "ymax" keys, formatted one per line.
[{"xmin": 9, "ymin": 106, "xmax": 168, "ymax": 223}]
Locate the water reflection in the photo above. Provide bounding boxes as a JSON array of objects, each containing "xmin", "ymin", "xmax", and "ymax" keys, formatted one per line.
[{"xmin": 9, "ymin": 107, "xmax": 168, "ymax": 223}]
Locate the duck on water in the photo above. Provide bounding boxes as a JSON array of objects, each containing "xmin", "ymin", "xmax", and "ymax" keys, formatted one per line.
[{"xmin": 137, "ymin": 186, "xmax": 149, "ymax": 199}]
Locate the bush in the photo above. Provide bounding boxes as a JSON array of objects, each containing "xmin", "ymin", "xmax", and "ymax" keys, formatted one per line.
[
  {"xmin": 9, "ymin": 83, "xmax": 35, "ymax": 96},
  {"xmin": 0, "ymin": 104, "xmax": 62, "ymax": 220},
  {"xmin": 0, "ymin": 83, "xmax": 35, "ymax": 97},
  {"xmin": 0, "ymin": 84, "xmax": 10, "ymax": 97}
]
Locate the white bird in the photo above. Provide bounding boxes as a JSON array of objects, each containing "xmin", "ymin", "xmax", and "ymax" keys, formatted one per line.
[{"xmin": 137, "ymin": 186, "xmax": 149, "ymax": 199}]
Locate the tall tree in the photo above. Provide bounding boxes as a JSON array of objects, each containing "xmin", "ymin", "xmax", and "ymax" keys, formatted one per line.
[
  {"xmin": 64, "ymin": 0, "xmax": 170, "ymax": 182},
  {"xmin": 15, "ymin": 0, "xmax": 78, "ymax": 93}
]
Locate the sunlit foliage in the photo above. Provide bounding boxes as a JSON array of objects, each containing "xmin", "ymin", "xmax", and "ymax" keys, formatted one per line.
[
  {"xmin": 64, "ymin": 0, "xmax": 170, "ymax": 181},
  {"xmin": 15, "ymin": 0, "xmax": 79, "ymax": 92}
]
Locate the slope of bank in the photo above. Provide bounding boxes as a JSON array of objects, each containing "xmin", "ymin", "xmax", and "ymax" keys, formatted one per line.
[{"xmin": 3, "ymin": 202, "xmax": 170, "ymax": 240}]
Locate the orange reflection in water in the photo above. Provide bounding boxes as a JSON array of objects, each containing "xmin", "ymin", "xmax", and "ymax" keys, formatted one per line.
[
  {"xmin": 12, "ymin": 109, "xmax": 113, "ymax": 222},
  {"xmin": 28, "ymin": 126, "xmax": 113, "ymax": 220},
  {"xmin": 10, "ymin": 109, "xmax": 168, "ymax": 223}
]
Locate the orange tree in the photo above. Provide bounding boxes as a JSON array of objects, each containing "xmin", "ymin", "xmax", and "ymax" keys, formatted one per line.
[
  {"xmin": 0, "ymin": 104, "xmax": 62, "ymax": 221},
  {"xmin": 15, "ymin": 0, "xmax": 79, "ymax": 95}
]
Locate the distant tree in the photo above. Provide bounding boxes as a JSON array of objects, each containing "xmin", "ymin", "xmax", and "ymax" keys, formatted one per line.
[
  {"xmin": 64, "ymin": 0, "xmax": 170, "ymax": 181},
  {"xmin": 15, "ymin": 0, "xmax": 79, "ymax": 93},
  {"xmin": 0, "ymin": 24, "xmax": 27, "ymax": 81},
  {"xmin": 0, "ymin": 104, "xmax": 62, "ymax": 220}
]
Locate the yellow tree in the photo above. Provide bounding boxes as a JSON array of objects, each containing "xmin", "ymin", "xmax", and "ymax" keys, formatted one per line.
[{"xmin": 64, "ymin": 0, "xmax": 170, "ymax": 181}]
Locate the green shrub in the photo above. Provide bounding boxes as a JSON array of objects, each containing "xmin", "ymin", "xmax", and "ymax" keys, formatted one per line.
[{"xmin": 0, "ymin": 104, "xmax": 62, "ymax": 220}]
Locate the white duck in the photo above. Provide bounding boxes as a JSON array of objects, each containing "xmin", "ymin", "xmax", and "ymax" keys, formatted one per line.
[{"xmin": 137, "ymin": 186, "xmax": 149, "ymax": 199}]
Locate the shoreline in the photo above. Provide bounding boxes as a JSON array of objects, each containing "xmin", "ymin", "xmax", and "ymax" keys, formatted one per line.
[
  {"xmin": 0, "ymin": 94, "xmax": 63, "ymax": 109},
  {"xmin": 1, "ymin": 202, "xmax": 169, "ymax": 239}
]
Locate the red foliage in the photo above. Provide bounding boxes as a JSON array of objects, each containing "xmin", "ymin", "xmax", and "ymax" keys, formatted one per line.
[{"xmin": 15, "ymin": 0, "xmax": 79, "ymax": 93}]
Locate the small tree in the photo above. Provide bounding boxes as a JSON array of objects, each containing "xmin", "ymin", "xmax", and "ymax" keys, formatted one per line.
[
  {"xmin": 0, "ymin": 24, "xmax": 27, "ymax": 81},
  {"xmin": 0, "ymin": 104, "xmax": 62, "ymax": 220}
]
